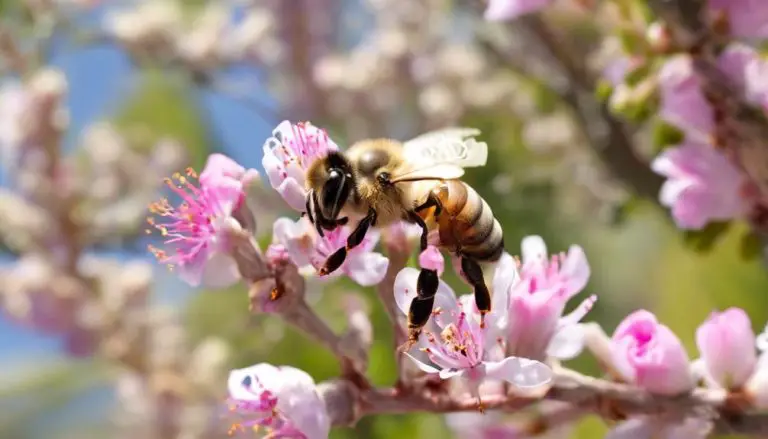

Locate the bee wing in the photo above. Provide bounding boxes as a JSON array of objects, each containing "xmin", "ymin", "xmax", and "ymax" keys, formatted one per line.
[{"xmin": 402, "ymin": 127, "xmax": 488, "ymax": 168}]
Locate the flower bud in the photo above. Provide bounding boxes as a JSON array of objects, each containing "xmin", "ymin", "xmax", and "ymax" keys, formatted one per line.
[
  {"xmin": 696, "ymin": 308, "xmax": 756, "ymax": 390},
  {"xmin": 611, "ymin": 310, "xmax": 693, "ymax": 395}
]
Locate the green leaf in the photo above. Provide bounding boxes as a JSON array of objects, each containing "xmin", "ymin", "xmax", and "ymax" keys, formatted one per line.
[
  {"xmin": 682, "ymin": 221, "xmax": 732, "ymax": 253},
  {"xmin": 739, "ymin": 230, "xmax": 763, "ymax": 261},
  {"xmin": 651, "ymin": 120, "xmax": 684, "ymax": 152}
]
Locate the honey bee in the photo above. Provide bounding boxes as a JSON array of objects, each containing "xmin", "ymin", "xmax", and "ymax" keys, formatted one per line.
[{"xmin": 304, "ymin": 128, "xmax": 504, "ymax": 344}]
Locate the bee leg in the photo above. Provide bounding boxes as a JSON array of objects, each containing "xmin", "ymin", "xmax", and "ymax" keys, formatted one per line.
[
  {"xmin": 414, "ymin": 192, "xmax": 443, "ymax": 218},
  {"xmin": 318, "ymin": 208, "xmax": 377, "ymax": 276},
  {"xmin": 461, "ymin": 256, "xmax": 491, "ymax": 328},
  {"xmin": 402, "ymin": 213, "xmax": 440, "ymax": 348}
]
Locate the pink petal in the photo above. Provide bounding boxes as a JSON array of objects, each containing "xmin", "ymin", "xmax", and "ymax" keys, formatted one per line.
[
  {"xmin": 560, "ymin": 245, "xmax": 590, "ymax": 296},
  {"xmin": 343, "ymin": 252, "xmax": 389, "ymax": 286},
  {"xmin": 483, "ymin": 356, "xmax": 553, "ymax": 388},
  {"xmin": 199, "ymin": 153, "xmax": 246, "ymax": 184},
  {"xmin": 484, "ymin": 0, "xmax": 553, "ymax": 21},
  {"xmin": 199, "ymin": 251, "xmax": 241, "ymax": 289},
  {"xmin": 276, "ymin": 178, "xmax": 308, "ymax": 212}
]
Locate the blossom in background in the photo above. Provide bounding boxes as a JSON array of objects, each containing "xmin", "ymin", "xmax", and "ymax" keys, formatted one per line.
[
  {"xmin": 270, "ymin": 216, "xmax": 388, "ymax": 286},
  {"xmin": 611, "ymin": 310, "xmax": 693, "ymax": 396},
  {"xmin": 717, "ymin": 43, "xmax": 768, "ymax": 109},
  {"xmin": 746, "ymin": 322, "xmax": 768, "ymax": 407},
  {"xmin": 650, "ymin": 140, "xmax": 747, "ymax": 230},
  {"xmin": 709, "ymin": 0, "xmax": 768, "ymax": 40},
  {"xmin": 262, "ymin": 120, "xmax": 339, "ymax": 212},
  {"xmin": 493, "ymin": 236, "xmax": 595, "ymax": 361},
  {"xmin": 657, "ymin": 55, "xmax": 714, "ymax": 139},
  {"xmin": 227, "ymin": 363, "xmax": 330, "ymax": 439},
  {"xmin": 483, "ymin": 0, "xmax": 553, "ymax": 21},
  {"xmin": 695, "ymin": 307, "xmax": 756, "ymax": 390},
  {"xmin": 147, "ymin": 162, "xmax": 247, "ymax": 289},
  {"xmin": 394, "ymin": 267, "xmax": 553, "ymax": 390}
]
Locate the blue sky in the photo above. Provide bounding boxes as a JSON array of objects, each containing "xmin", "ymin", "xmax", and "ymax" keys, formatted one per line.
[{"xmin": 0, "ymin": 6, "xmax": 277, "ymax": 365}]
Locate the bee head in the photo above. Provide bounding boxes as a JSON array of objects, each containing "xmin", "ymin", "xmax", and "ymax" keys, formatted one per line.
[{"xmin": 306, "ymin": 151, "xmax": 354, "ymax": 223}]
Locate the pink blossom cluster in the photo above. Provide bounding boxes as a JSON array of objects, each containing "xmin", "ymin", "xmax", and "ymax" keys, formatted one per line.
[
  {"xmin": 484, "ymin": 0, "xmax": 768, "ymax": 232},
  {"xmin": 146, "ymin": 119, "xmax": 768, "ymax": 438}
]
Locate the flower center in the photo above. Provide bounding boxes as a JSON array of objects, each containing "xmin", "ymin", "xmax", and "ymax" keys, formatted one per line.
[{"xmin": 146, "ymin": 168, "xmax": 227, "ymax": 269}]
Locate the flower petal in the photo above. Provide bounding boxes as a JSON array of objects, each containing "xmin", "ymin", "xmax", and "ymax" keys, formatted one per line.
[
  {"xmin": 199, "ymin": 251, "xmax": 241, "ymax": 289},
  {"xmin": 560, "ymin": 245, "xmax": 590, "ymax": 296},
  {"xmin": 344, "ymin": 252, "xmax": 389, "ymax": 286},
  {"xmin": 403, "ymin": 352, "xmax": 441, "ymax": 374},
  {"xmin": 393, "ymin": 267, "xmax": 458, "ymax": 324},
  {"xmin": 276, "ymin": 178, "xmax": 308, "ymax": 212},
  {"xmin": 546, "ymin": 323, "xmax": 586, "ymax": 360},
  {"xmin": 483, "ymin": 356, "xmax": 553, "ymax": 388},
  {"xmin": 521, "ymin": 235, "xmax": 548, "ymax": 265}
]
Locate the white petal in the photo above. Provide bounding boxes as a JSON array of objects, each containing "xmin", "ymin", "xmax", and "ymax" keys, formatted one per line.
[
  {"xmin": 403, "ymin": 352, "xmax": 441, "ymax": 374},
  {"xmin": 483, "ymin": 356, "xmax": 553, "ymax": 388},
  {"xmin": 546, "ymin": 323, "xmax": 586, "ymax": 360},
  {"xmin": 227, "ymin": 363, "xmax": 280, "ymax": 401},
  {"xmin": 394, "ymin": 268, "xmax": 421, "ymax": 317},
  {"xmin": 199, "ymin": 251, "xmax": 241, "ymax": 289},
  {"xmin": 393, "ymin": 267, "xmax": 458, "ymax": 326},
  {"xmin": 439, "ymin": 368, "xmax": 464, "ymax": 379},
  {"xmin": 521, "ymin": 235, "xmax": 548, "ymax": 265},
  {"xmin": 344, "ymin": 252, "xmax": 389, "ymax": 286}
]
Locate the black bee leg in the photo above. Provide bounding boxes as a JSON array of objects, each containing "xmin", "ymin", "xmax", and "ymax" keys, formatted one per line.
[
  {"xmin": 304, "ymin": 194, "xmax": 315, "ymax": 224},
  {"xmin": 318, "ymin": 208, "xmax": 377, "ymax": 276},
  {"xmin": 461, "ymin": 256, "xmax": 491, "ymax": 328}
]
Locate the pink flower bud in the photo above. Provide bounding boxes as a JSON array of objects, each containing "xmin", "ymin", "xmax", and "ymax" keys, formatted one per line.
[
  {"xmin": 611, "ymin": 310, "xmax": 693, "ymax": 395},
  {"xmin": 696, "ymin": 308, "xmax": 756, "ymax": 389},
  {"xmin": 418, "ymin": 245, "xmax": 444, "ymax": 276}
]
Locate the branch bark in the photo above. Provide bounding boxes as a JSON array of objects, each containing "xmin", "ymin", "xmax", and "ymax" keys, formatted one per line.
[{"xmin": 320, "ymin": 367, "xmax": 768, "ymax": 436}]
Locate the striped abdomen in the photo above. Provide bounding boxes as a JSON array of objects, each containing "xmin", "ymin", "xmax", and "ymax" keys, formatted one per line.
[{"xmin": 424, "ymin": 180, "xmax": 504, "ymax": 262}]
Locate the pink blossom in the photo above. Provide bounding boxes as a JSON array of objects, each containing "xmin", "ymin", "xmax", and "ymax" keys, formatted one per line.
[
  {"xmin": 493, "ymin": 236, "xmax": 595, "ymax": 362},
  {"xmin": 394, "ymin": 268, "xmax": 553, "ymax": 390},
  {"xmin": 651, "ymin": 140, "xmax": 747, "ymax": 230},
  {"xmin": 445, "ymin": 412, "xmax": 522, "ymax": 439},
  {"xmin": 419, "ymin": 245, "xmax": 444, "ymax": 276},
  {"xmin": 271, "ymin": 217, "xmax": 388, "ymax": 286},
  {"xmin": 262, "ymin": 120, "xmax": 339, "ymax": 212},
  {"xmin": 709, "ymin": 0, "xmax": 768, "ymax": 40},
  {"xmin": 147, "ymin": 168, "xmax": 244, "ymax": 288},
  {"xmin": 695, "ymin": 308, "xmax": 756, "ymax": 390},
  {"xmin": 199, "ymin": 153, "xmax": 260, "ymax": 188},
  {"xmin": 717, "ymin": 43, "xmax": 768, "ymax": 109},
  {"xmin": 611, "ymin": 310, "xmax": 693, "ymax": 396},
  {"xmin": 227, "ymin": 363, "xmax": 330, "ymax": 439},
  {"xmin": 746, "ymin": 323, "xmax": 768, "ymax": 407},
  {"xmin": 484, "ymin": 0, "xmax": 552, "ymax": 21},
  {"xmin": 657, "ymin": 55, "xmax": 714, "ymax": 139}
]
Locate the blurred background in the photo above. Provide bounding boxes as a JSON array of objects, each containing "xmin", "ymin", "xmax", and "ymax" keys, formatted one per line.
[{"xmin": 0, "ymin": 1, "xmax": 766, "ymax": 438}]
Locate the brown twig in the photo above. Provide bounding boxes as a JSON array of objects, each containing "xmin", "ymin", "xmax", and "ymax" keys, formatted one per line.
[{"xmin": 318, "ymin": 367, "xmax": 768, "ymax": 435}]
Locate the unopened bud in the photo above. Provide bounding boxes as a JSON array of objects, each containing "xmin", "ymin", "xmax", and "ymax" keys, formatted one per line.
[{"xmin": 646, "ymin": 21, "xmax": 672, "ymax": 54}]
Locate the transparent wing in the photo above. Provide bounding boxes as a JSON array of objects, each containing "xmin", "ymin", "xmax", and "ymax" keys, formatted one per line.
[{"xmin": 402, "ymin": 127, "xmax": 488, "ymax": 168}]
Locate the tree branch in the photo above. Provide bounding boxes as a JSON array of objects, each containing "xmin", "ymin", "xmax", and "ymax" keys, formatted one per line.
[
  {"xmin": 518, "ymin": 16, "xmax": 665, "ymax": 202},
  {"xmin": 319, "ymin": 367, "xmax": 768, "ymax": 435}
]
